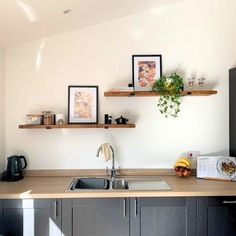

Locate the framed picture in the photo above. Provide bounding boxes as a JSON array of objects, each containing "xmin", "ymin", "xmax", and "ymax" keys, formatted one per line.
[
  {"xmin": 132, "ymin": 55, "xmax": 162, "ymax": 91},
  {"xmin": 68, "ymin": 86, "xmax": 98, "ymax": 124}
]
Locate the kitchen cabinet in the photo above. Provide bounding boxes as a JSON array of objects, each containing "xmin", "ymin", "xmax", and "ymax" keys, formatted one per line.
[
  {"xmin": 62, "ymin": 198, "xmax": 129, "ymax": 236},
  {"xmin": 130, "ymin": 197, "xmax": 197, "ymax": 236},
  {"xmin": 0, "ymin": 200, "xmax": 2, "ymax": 236},
  {"xmin": 2, "ymin": 196, "xmax": 236, "ymax": 235},
  {"xmin": 2, "ymin": 199, "xmax": 61, "ymax": 236},
  {"xmin": 197, "ymin": 197, "xmax": 236, "ymax": 236},
  {"xmin": 62, "ymin": 197, "xmax": 196, "ymax": 236}
]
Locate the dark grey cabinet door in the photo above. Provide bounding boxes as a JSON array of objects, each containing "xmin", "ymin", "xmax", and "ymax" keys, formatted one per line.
[
  {"xmin": 0, "ymin": 200, "xmax": 3, "ymax": 236},
  {"xmin": 197, "ymin": 197, "xmax": 236, "ymax": 236},
  {"xmin": 2, "ymin": 199, "xmax": 61, "ymax": 236},
  {"xmin": 62, "ymin": 198, "xmax": 129, "ymax": 236},
  {"xmin": 130, "ymin": 197, "xmax": 197, "ymax": 236}
]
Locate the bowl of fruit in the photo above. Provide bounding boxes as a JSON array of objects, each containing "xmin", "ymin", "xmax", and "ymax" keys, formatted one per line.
[{"xmin": 174, "ymin": 157, "xmax": 191, "ymax": 177}]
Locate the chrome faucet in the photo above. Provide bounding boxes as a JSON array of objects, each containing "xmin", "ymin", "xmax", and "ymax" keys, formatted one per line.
[{"xmin": 96, "ymin": 144, "xmax": 117, "ymax": 179}]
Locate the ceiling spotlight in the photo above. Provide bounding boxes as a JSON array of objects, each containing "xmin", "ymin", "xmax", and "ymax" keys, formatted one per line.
[{"xmin": 63, "ymin": 9, "xmax": 72, "ymax": 14}]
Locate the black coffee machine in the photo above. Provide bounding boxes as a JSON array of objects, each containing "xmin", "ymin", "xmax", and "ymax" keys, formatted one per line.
[{"xmin": 2, "ymin": 155, "xmax": 27, "ymax": 182}]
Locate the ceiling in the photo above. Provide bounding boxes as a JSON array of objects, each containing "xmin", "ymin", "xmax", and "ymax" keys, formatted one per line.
[{"xmin": 0, "ymin": 0, "xmax": 182, "ymax": 47}]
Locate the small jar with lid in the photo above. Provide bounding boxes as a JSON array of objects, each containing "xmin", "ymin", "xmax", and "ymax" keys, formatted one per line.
[
  {"xmin": 27, "ymin": 114, "xmax": 43, "ymax": 125},
  {"xmin": 42, "ymin": 111, "xmax": 55, "ymax": 125}
]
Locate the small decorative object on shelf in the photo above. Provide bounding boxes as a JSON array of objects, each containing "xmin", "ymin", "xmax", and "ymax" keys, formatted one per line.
[
  {"xmin": 55, "ymin": 114, "xmax": 66, "ymax": 124},
  {"xmin": 26, "ymin": 114, "xmax": 43, "ymax": 125},
  {"xmin": 187, "ymin": 77, "xmax": 206, "ymax": 90},
  {"xmin": 108, "ymin": 116, "xmax": 112, "ymax": 124},
  {"xmin": 104, "ymin": 114, "xmax": 112, "ymax": 124},
  {"xmin": 42, "ymin": 111, "xmax": 55, "ymax": 125},
  {"xmin": 197, "ymin": 77, "xmax": 205, "ymax": 88},
  {"xmin": 187, "ymin": 77, "xmax": 196, "ymax": 89},
  {"xmin": 115, "ymin": 116, "xmax": 129, "ymax": 124},
  {"xmin": 152, "ymin": 72, "xmax": 184, "ymax": 118},
  {"xmin": 26, "ymin": 112, "xmax": 67, "ymax": 125}
]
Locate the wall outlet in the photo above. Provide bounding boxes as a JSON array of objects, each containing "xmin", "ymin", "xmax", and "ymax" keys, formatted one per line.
[
  {"xmin": 187, "ymin": 151, "xmax": 200, "ymax": 158},
  {"xmin": 187, "ymin": 151, "xmax": 200, "ymax": 169}
]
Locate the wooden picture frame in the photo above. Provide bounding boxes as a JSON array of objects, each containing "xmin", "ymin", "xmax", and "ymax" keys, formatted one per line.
[
  {"xmin": 68, "ymin": 86, "xmax": 98, "ymax": 124},
  {"xmin": 132, "ymin": 55, "xmax": 162, "ymax": 91}
]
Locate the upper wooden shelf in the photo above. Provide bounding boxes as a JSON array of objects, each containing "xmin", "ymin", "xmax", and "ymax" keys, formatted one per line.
[
  {"xmin": 19, "ymin": 124, "xmax": 135, "ymax": 129},
  {"xmin": 104, "ymin": 90, "xmax": 217, "ymax": 97}
]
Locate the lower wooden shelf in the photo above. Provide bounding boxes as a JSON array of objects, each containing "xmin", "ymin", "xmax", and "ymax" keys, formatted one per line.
[{"xmin": 19, "ymin": 124, "xmax": 136, "ymax": 129}]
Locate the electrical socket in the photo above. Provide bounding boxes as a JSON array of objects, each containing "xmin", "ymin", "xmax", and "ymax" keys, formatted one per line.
[
  {"xmin": 187, "ymin": 151, "xmax": 200, "ymax": 168},
  {"xmin": 187, "ymin": 151, "xmax": 200, "ymax": 158}
]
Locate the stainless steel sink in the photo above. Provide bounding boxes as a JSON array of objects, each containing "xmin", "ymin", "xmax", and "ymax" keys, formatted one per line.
[
  {"xmin": 67, "ymin": 177, "xmax": 172, "ymax": 191},
  {"xmin": 69, "ymin": 177, "xmax": 110, "ymax": 190},
  {"xmin": 111, "ymin": 179, "xmax": 129, "ymax": 190}
]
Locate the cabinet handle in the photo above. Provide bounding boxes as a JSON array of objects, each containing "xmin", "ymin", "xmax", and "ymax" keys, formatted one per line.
[
  {"xmin": 223, "ymin": 200, "xmax": 236, "ymax": 204},
  {"xmin": 134, "ymin": 198, "xmax": 137, "ymax": 218},
  {"xmin": 123, "ymin": 198, "xmax": 126, "ymax": 218},
  {"xmin": 54, "ymin": 200, "xmax": 58, "ymax": 220}
]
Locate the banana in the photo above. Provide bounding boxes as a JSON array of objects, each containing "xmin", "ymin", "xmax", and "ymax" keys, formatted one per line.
[
  {"xmin": 176, "ymin": 157, "xmax": 191, "ymax": 167},
  {"xmin": 178, "ymin": 157, "xmax": 191, "ymax": 164},
  {"xmin": 174, "ymin": 157, "xmax": 192, "ymax": 169},
  {"xmin": 174, "ymin": 162, "xmax": 188, "ymax": 168}
]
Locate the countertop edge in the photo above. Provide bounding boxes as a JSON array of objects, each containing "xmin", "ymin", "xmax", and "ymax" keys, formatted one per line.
[{"xmin": 1, "ymin": 191, "xmax": 236, "ymax": 199}]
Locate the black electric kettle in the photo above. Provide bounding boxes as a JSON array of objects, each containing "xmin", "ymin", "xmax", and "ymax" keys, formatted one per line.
[{"xmin": 2, "ymin": 155, "xmax": 27, "ymax": 181}]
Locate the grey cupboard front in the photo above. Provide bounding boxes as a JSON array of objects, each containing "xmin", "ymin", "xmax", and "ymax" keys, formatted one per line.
[
  {"xmin": 1, "ymin": 199, "xmax": 61, "ymax": 236},
  {"xmin": 0, "ymin": 200, "xmax": 2, "ymax": 236},
  {"xmin": 2, "ymin": 196, "xmax": 236, "ymax": 236},
  {"xmin": 62, "ymin": 197, "xmax": 197, "ymax": 236},
  {"xmin": 197, "ymin": 196, "xmax": 236, "ymax": 236},
  {"xmin": 130, "ymin": 197, "xmax": 197, "ymax": 236},
  {"xmin": 62, "ymin": 198, "xmax": 129, "ymax": 236}
]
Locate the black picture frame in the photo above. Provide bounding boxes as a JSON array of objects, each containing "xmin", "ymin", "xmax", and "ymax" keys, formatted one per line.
[
  {"xmin": 68, "ymin": 85, "xmax": 98, "ymax": 124},
  {"xmin": 132, "ymin": 55, "xmax": 162, "ymax": 91}
]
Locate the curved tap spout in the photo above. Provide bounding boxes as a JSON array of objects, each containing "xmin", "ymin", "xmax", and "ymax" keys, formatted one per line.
[{"xmin": 96, "ymin": 143, "xmax": 116, "ymax": 178}]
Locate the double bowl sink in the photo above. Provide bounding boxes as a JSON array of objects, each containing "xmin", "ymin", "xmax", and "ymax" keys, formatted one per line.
[{"xmin": 67, "ymin": 177, "xmax": 172, "ymax": 191}]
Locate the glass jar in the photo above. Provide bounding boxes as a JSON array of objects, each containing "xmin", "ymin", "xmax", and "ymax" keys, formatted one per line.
[{"xmin": 42, "ymin": 111, "xmax": 54, "ymax": 125}]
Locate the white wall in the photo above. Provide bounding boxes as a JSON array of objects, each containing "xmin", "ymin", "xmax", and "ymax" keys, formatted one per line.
[
  {"xmin": 5, "ymin": 0, "xmax": 236, "ymax": 170},
  {"xmin": 0, "ymin": 48, "xmax": 5, "ymax": 172}
]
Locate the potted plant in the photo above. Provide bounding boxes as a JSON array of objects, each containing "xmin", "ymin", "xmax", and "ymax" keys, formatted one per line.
[{"xmin": 152, "ymin": 72, "xmax": 184, "ymax": 118}]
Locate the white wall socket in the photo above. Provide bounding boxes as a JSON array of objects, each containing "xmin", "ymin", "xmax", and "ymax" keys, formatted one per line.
[
  {"xmin": 187, "ymin": 151, "xmax": 200, "ymax": 169},
  {"xmin": 187, "ymin": 151, "xmax": 200, "ymax": 158}
]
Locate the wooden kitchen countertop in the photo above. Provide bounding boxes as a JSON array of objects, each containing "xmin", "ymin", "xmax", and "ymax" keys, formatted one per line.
[{"xmin": 0, "ymin": 176, "xmax": 235, "ymax": 199}]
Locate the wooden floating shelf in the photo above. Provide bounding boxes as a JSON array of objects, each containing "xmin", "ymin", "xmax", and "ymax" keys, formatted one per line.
[
  {"xmin": 19, "ymin": 124, "xmax": 136, "ymax": 129},
  {"xmin": 104, "ymin": 90, "xmax": 217, "ymax": 97}
]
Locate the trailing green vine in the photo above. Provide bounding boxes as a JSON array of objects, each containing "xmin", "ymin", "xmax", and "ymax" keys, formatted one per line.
[{"xmin": 152, "ymin": 72, "xmax": 184, "ymax": 118}]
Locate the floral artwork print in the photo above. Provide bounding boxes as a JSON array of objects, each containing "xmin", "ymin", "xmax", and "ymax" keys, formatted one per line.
[
  {"xmin": 74, "ymin": 91, "xmax": 92, "ymax": 118},
  {"xmin": 138, "ymin": 61, "xmax": 156, "ymax": 88},
  {"xmin": 68, "ymin": 86, "xmax": 98, "ymax": 124},
  {"xmin": 132, "ymin": 55, "xmax": 162, "ymax": 91}
]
